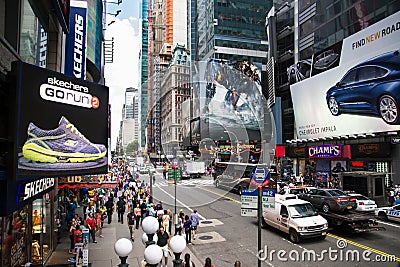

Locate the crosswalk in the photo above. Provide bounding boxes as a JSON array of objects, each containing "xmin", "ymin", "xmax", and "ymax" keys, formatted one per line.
[{"xmin": 154, "ymin": 178, "xmax": 215, "ymax": 187}]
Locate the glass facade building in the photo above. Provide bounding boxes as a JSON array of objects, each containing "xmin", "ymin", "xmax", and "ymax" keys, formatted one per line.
[{"xmin": 140, "ymin": 0, "xmax": 150, "ymax": 148}]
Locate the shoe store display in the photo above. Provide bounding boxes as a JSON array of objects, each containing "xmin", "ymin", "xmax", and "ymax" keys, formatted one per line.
[{"xmin": 22, "ymin": 116, "xmax": 106, "ymax": 163}]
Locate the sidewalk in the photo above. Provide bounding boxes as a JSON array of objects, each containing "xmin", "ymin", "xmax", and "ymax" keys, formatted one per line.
[{"xmin": 46, "ymin": 211, "xmax": 203, "ymax": 267}]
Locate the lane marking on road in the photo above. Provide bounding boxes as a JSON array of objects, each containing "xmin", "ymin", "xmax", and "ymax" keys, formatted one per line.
[
  {"xmin": 376, "ymin": 220, "xmax": 400, "ymax": 229},
  {"xmin": 327, "ymin": 233, "xmax": 400, "ymax": 262},
  {"xmin": 154, "ymin": 184, "xmax": 207, "ymax": 220},
  {"xmin": 196, "ymin": 186, "xmax": 400, "ymax": 262},
  {"xmin": 196, "ymin": 186, "xmax": 241, "ymax": 204}
]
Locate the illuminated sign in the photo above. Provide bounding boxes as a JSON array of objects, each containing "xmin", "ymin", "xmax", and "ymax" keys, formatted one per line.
[
  {"xmin": 22, "ymin": 178, "xmax": 55, "ymax": 201},
  {"xmin": 65, "ymin": 0, "xmax": 87, "ymax": 80},
  {"xmin": 11, "ymin": 61, "xmax": 109, "ymax": 180},
  {"xmin": 308, "ymin": 144, "xmax": 343, "ymax": 158}
]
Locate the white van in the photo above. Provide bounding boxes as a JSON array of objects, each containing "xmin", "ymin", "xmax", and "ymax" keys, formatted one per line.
[{"xmin": 263, "ymin": 198, "xmax": 328, "ymax": 243}]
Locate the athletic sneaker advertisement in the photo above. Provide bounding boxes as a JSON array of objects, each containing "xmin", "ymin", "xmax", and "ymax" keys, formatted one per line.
[
  {"xmin": 290, "ymin": 11, "xmax": 400, "ymax": 140},
  {"xmin": 64, "ymin": 0, "xmax": 87, "ymax": 80},
  {"xmin": 11, "ymin": 61, "xmax": 109, "ymax": 180}
]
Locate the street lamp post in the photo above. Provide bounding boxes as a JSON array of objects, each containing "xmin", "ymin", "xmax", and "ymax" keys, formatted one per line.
[
  {"xmin": 144, "ymin": 244, "xmax": 163, "ymax": 267},
  {"xmin": 169, "ymin": 235, "xmax": 186, "ymax": 267},
  {"xmin": 114, "ymin": 238, "xmax": 133, "ymax": 267},
  {"xmin": 142, "ymin": 216, "xmax": 159, "ymax": 246},
  {"xmin": 170, "ymin": 235, "xmax": 187, "ymax": 267},
  {"xmin": 142, "ymin": 216, "xmax": 163, "ymax": 267},
  {"xmin": 171, "ymin": 159, "xmax": 179, "ymax": 216},
  {"xmin": 224, "ymin": 130, "xmax": 239, "ymax": 162}
]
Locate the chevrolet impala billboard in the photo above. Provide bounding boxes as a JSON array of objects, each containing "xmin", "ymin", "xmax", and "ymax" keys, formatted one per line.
[{"xmin": 290, "ymin": 11, "xmax": 400, "ymax": 140}]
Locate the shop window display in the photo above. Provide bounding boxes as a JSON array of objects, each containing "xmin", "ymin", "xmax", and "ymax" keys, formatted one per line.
[
  {"xmin": 31, "ymin": 195, "xmax": 52, "ymax": 264},
  {"xmin": 2, "ymin": 207, "xmax": 28, "ymax": 267}
]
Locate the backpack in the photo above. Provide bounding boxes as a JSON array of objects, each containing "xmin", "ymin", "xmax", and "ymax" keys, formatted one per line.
[{"xmin": 117, "ymin": 200, "xmax": 125, "ymax": 212}]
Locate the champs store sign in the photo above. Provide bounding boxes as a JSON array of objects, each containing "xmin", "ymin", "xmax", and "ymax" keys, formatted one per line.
[{"xmin": 309, "ymin": 144, "xmax": 343, "ymax": 159}]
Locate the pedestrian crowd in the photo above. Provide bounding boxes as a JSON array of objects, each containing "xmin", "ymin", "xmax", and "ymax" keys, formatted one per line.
[{"xmin": 62, "ymin": 159, "xmax": 218, "ymax": 266}]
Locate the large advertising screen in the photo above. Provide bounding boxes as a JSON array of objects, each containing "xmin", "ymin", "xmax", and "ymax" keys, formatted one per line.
[
  {"xmin": 204, "ymin": 59, "xmax": 266, "ymax": 141},
  {"xmin": 12, "ymin": 62, "xmax": 109, "ymax": 179},
  {"xmin": 290, "ymin": 11, "xmax": 400, "ymax": 140}
]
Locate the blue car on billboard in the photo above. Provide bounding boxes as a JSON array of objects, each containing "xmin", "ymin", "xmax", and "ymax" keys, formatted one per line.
[{"xmin": 326, "ymin": 50, "xmax": 400, "ymax": 124}]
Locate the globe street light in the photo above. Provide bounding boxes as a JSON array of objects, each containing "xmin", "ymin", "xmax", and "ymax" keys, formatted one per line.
[
  {"xmin": 142, "ymin": 216, "xmax": 159, "ymax": 247},
  {"xmin": 169, "ymin": 235, "xmax": 186, "ymax": 267},
  {"xmin": 141, "ymin": 232, "xmax": 158, "ymax": 245},
  {"xmin": 144, "ymin": 244, "xmax": 163, "ymax": 267},
  {"xmin": 114, "ymin": 238, "xmax": 133, "ymax": 267}
]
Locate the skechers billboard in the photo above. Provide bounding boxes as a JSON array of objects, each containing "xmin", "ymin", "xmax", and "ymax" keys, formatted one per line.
[
  {"xmin": 65, "ymin": 0, "xmax": 87, "ymax": 80},
  {"xmin": 290, "ymin": 11, "xmax": 400, "ymax": 140},
  {"xmin": 11, "ymin": 61, "xmax": 109, "ymax": 180}
]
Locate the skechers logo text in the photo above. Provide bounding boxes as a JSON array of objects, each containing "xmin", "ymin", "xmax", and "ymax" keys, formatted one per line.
[
  {"xmin": 74, "ymin": 14, "xmax": 84, "ymax": 79},
  {"xmin": 40, "ymin": 84, "xmax": 99, "ymax": 109}
]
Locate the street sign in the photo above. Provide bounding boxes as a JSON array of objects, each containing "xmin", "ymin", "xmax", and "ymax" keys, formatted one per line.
[
  {"xmin": 241, "ymin": 208, "xmax": 258, "ymax": 217},
  {"xmin": 168, "ymin": 168, "xmax": 182, "ymax": 181},
  {"xmin": 241, "ymin": 189, "xmax": 275, "ymax": 216},
  {"xmin": 250, "ymin": 166, "xmax": 271, "ymax": 187}
]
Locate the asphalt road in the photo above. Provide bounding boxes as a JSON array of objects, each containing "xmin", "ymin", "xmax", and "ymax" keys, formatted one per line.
[{"xmin": 140, "ymin": 172, "xmax": 400, "ymax": 267}]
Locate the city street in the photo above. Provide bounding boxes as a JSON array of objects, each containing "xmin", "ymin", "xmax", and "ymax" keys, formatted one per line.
[{"xmin": 145, "ymin": 172, "xmax": 400, "ymax": 266}]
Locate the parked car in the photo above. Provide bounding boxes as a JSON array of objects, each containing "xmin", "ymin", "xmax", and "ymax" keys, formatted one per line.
[
  {"xmin": 298, "ymin": 189, "xmax": 357, "ymax": 213},
  {"xmin": 347, "ymin": 193, "xmax": 377, "ymax": 212},
  {"xmin": 214, "ymin": 174, "xmax": 250, "ymax": 194},
  {"xmin": 375, "ymin": 204, "xmax": 400, "ymax": 222},
  {"xmin": 326, "ymin": 50, "xmax": 400, "ymax": 124}
]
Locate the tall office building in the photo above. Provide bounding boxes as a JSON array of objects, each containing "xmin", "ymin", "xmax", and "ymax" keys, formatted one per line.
[
  {"xmin": 120, "ymin": 88, "xmax": 139, "ymax": 150},
  {"xmin": 194, "ymin": 0, "xmax": 271, "ymax": 63},
  {"xmin": 146, "ymin": 0, "xmax": 188, "ymax": 158},
  {"xmin": 188, "ymin": 0, "xmax": 273, "ymax": 162},
  {"xmin": 139, "ymin": 0, "xmax": 149, "ymax": 149}
]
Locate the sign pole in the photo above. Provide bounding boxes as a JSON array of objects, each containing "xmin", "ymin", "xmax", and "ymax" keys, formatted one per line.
[
  {"xmin": 174, "ymin": 168, "xmax": 177, "ymax": 216},
  {"xmin": 258, "ymin": 186, "xmax": 262, "ymax": 267}
]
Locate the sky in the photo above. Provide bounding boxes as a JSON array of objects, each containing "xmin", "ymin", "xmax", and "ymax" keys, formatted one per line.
[{"xmin": 104, "ymin": 0, "xmax": 141, "ymax": 151}]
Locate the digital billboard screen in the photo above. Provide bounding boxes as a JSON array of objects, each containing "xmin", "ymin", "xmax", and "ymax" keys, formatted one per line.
[
  {"xmin": 11, "ymin": 62, "xmax": 109, "ymax": 179},
  {"xmin": 290, "ymin": 11, "xmax": 400, "ymax": 140},
  {"xmin": 203, "ymin": 59, "xmax": 266, "ymax": 142}
]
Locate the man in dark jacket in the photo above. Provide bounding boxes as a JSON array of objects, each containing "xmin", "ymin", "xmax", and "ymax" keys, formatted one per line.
[
  {"xmin": 116, "ymin": 197, "xmax": 126, "ymax": 224},
  {"xmin": 105, "ymin": 197, "xmax": 114, "ymax": 224}
]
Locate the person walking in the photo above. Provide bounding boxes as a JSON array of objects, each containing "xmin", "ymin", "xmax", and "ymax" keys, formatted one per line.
[
  {"xmin": 174, "ymin": 213, "xmax": 183, "ymax": 235},
  {"xmin": 156, "ymin": 226, "xmax": 170, "ymax": 267},
  {"xmin": 117, "ymin": 197, "xmax": 126, "ymax": 224},
  {"xmin": 105, "ymin": 197, "xmax": 114, "ymax": 224},
  {"xmin": 82, "ymin": 195, "xmax": 89, "ymax": 220},
  {"xmin": 85, "ymin": 212, "xmax": 97, "ymax": 243},
  {"xmin": 134, "ymin": 204, "xmax": 142, "ymax": 229},
  {"xmin": 73, "ymin": 224, "xmax": 83, "ymax": 247},
  {"xmin": 95, "ymin": 209, "xmax": 104, "ymax": 238},
  {"xmin": 68, "ymin": 219, "xmax": 76, "ymax": 253},
  {"xmin": 182, "ymin": 253, "xmax": 196, "ymax": 267},
  {"xmin": 162, "ymin": 210, "xmax": 170, "ymax": 234},
  {"xmin": 203, "ymin": 257, "xmax": 215, "ymax": 267},
  {"xmin": 183, "ymin": 215, "xmax": 192, "ymax": 244},
  {"xmin": 190, "ymin": 209, "xmax": 200, "ymax": 240},
  {"xmin": 127, "ymin": 208, "xmax": 136, "ymax": 241}
]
